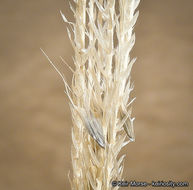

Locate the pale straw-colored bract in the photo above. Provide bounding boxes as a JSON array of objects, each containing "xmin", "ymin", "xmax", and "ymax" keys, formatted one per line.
[{"xmin": 43, "ymin": 0, "xmax": 140, "ymax": 189}]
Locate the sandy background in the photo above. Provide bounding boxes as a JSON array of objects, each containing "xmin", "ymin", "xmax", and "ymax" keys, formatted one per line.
[{"xmin": 0, "ymin": 0, "xmax": 193, "ymax": 189}]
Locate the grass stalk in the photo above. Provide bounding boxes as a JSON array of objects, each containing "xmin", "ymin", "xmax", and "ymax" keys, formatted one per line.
[{"xmin": 46, "ymin": 0, "xmax": 140, "ymax": 189}]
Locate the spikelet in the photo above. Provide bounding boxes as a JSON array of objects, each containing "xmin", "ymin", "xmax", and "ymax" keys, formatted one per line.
[{"xmin": 44, "ymin": 0, "xmax": 140, "ymax": 189}]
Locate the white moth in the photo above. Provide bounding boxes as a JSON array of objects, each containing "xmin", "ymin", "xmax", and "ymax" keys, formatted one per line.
[
  {"xmin": 123, "ymin": 119, "xmax": 135, "ymax": 142},
  {"xmin": 83, "ymin": 111, "xmax": 105, "ymax": 149}
]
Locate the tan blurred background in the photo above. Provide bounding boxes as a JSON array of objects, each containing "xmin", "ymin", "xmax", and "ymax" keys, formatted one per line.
[{"xmin": 0, "ymin": 0, "xmax": 193, "ymax": 189}]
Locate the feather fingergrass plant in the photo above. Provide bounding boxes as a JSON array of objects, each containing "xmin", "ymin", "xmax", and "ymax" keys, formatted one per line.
[{"xmin": 42, "ymin": 0, "xmax": 140, "ymax": 189}]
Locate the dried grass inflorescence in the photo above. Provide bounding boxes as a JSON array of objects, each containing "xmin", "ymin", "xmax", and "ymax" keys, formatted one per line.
[{"xmin": 54, "ymin": 0, "xmax": 139, "ymax": 189}]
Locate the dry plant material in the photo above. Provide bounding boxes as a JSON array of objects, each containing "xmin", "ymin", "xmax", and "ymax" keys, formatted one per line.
[{"xmin": 43, "ymin": 0, "xmax": 140, "ymax": 189}]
